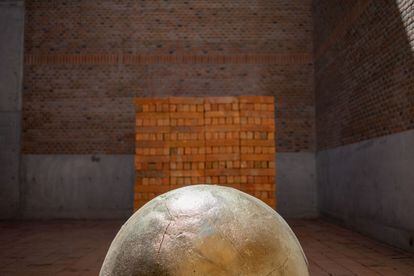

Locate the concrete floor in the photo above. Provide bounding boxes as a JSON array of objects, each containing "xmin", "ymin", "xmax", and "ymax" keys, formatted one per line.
[{"xmin": 0, "ymin": 219, "xmax": 413, "ymax": 276}]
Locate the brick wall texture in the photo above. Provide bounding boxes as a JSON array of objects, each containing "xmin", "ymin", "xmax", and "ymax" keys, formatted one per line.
[
  {"xmin": 314, "ymin": 0, "xmax": 414, "ymax": 150},
  {"xmin": 22, "ymin": 0, "xmax": 315, "ymax": 154},
  {"xmin": 134, "ymin": 96, "xmax": 276, "ymax": 209}
]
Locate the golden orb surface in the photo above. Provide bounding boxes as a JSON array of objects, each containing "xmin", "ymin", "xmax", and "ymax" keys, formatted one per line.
[{"xmin": 100, "ymin": 185, "xmax": 309, "ymax": 276}]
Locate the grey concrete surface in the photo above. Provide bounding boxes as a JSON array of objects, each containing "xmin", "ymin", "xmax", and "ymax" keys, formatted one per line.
[
  {"xmin": 0, "ymin": 113, "xmax": 20, "ymax": 218},
  {"xmin": 0, "ymin": 1, "xmax": 24, "ymax": 219},
  {"xmin": 21, "ymin": 155, "xmax": 135, "ymax": 219},
  {"xmin": 19, "ymin": 153, "xmax": 316, "ymax": 219},
  {"xmin": 276, "ymin": 152, "xmax": 318, "ymax": 218},
  {"xmin": 0, "ymin": 1, "xmax": 24, "ymax": 111},
  {"xmin": 317, "ymin": 129, "xmax": 414, "ymax": 252}
]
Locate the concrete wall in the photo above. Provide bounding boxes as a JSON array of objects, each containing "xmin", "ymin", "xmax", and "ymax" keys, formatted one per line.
[
  {"xmin": 277, "ymin": 152, "xmax": 317, "ymax": 218},
  {"xmin": 317, "ymin": 129, "xmax": 414, "ymax": 252},
  {"xmin": 19, "ymin": 153, "xmax": 317, "ymax": 219},
  {"xmin": 21, "ymin": 155, "xmax": 135, "ymax": 219},
  {"xmin": 0, "ymin": 0, "xmax": 24, "ymax": 219}
]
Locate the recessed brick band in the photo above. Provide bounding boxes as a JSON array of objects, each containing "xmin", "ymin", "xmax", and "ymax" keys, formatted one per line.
[{"xmin": 25, "ymin": 53, "xmax": 312, "ymax": 65}]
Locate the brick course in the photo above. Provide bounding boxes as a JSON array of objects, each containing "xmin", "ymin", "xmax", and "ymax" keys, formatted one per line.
[{"xmin": 23, "ymin": 0, "xmax": 315, "ymax": 154}]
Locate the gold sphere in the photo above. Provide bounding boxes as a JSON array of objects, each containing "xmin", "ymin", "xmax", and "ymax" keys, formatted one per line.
[{"xmin": 100, "ymin": 185, "xmax": 309, "ymax": 276}]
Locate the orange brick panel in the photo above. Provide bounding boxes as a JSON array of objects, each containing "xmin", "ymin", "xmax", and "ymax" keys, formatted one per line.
[{"xmin": 135, "ymin": 96, "xmax": 276, "ymax": 209}]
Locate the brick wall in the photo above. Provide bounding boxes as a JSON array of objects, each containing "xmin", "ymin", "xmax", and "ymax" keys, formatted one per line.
[
  {"xmin": 134, "ymin": 96, "xmax": 276, "ymax": 209},
  {"xmin": 314, "ymin": 0, "xmax": 414, "ymax": 150},
  {"xmin": 23, "ymin": 0, "xmax": 315, "ymax": 154}
]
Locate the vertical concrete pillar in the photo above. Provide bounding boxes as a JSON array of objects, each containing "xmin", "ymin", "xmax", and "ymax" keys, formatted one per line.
[{"xmin": 0, "ymin": 0, "xmax": 24, "ymax": 219}]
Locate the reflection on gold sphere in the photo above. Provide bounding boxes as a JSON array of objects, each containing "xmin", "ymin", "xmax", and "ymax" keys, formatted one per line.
[{"xmin": 100, "ymin": 185, "xmax": 309, "ymax": 276}]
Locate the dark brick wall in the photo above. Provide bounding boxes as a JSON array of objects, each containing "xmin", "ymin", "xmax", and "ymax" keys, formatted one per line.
[
  {"xmin": 24, "ymin": 0, "xmax": 313, "ymax": 55},
  {"xmin": 313, "ymin": 0, "xmax": 358, "ymax": 52},
  {"xmin": 314, "ymin": 0, "xmax": 414, "ymax": 150},
  {"xmin": 23, "ymin": 0, "xmax": 315, "ymax": 154}
]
